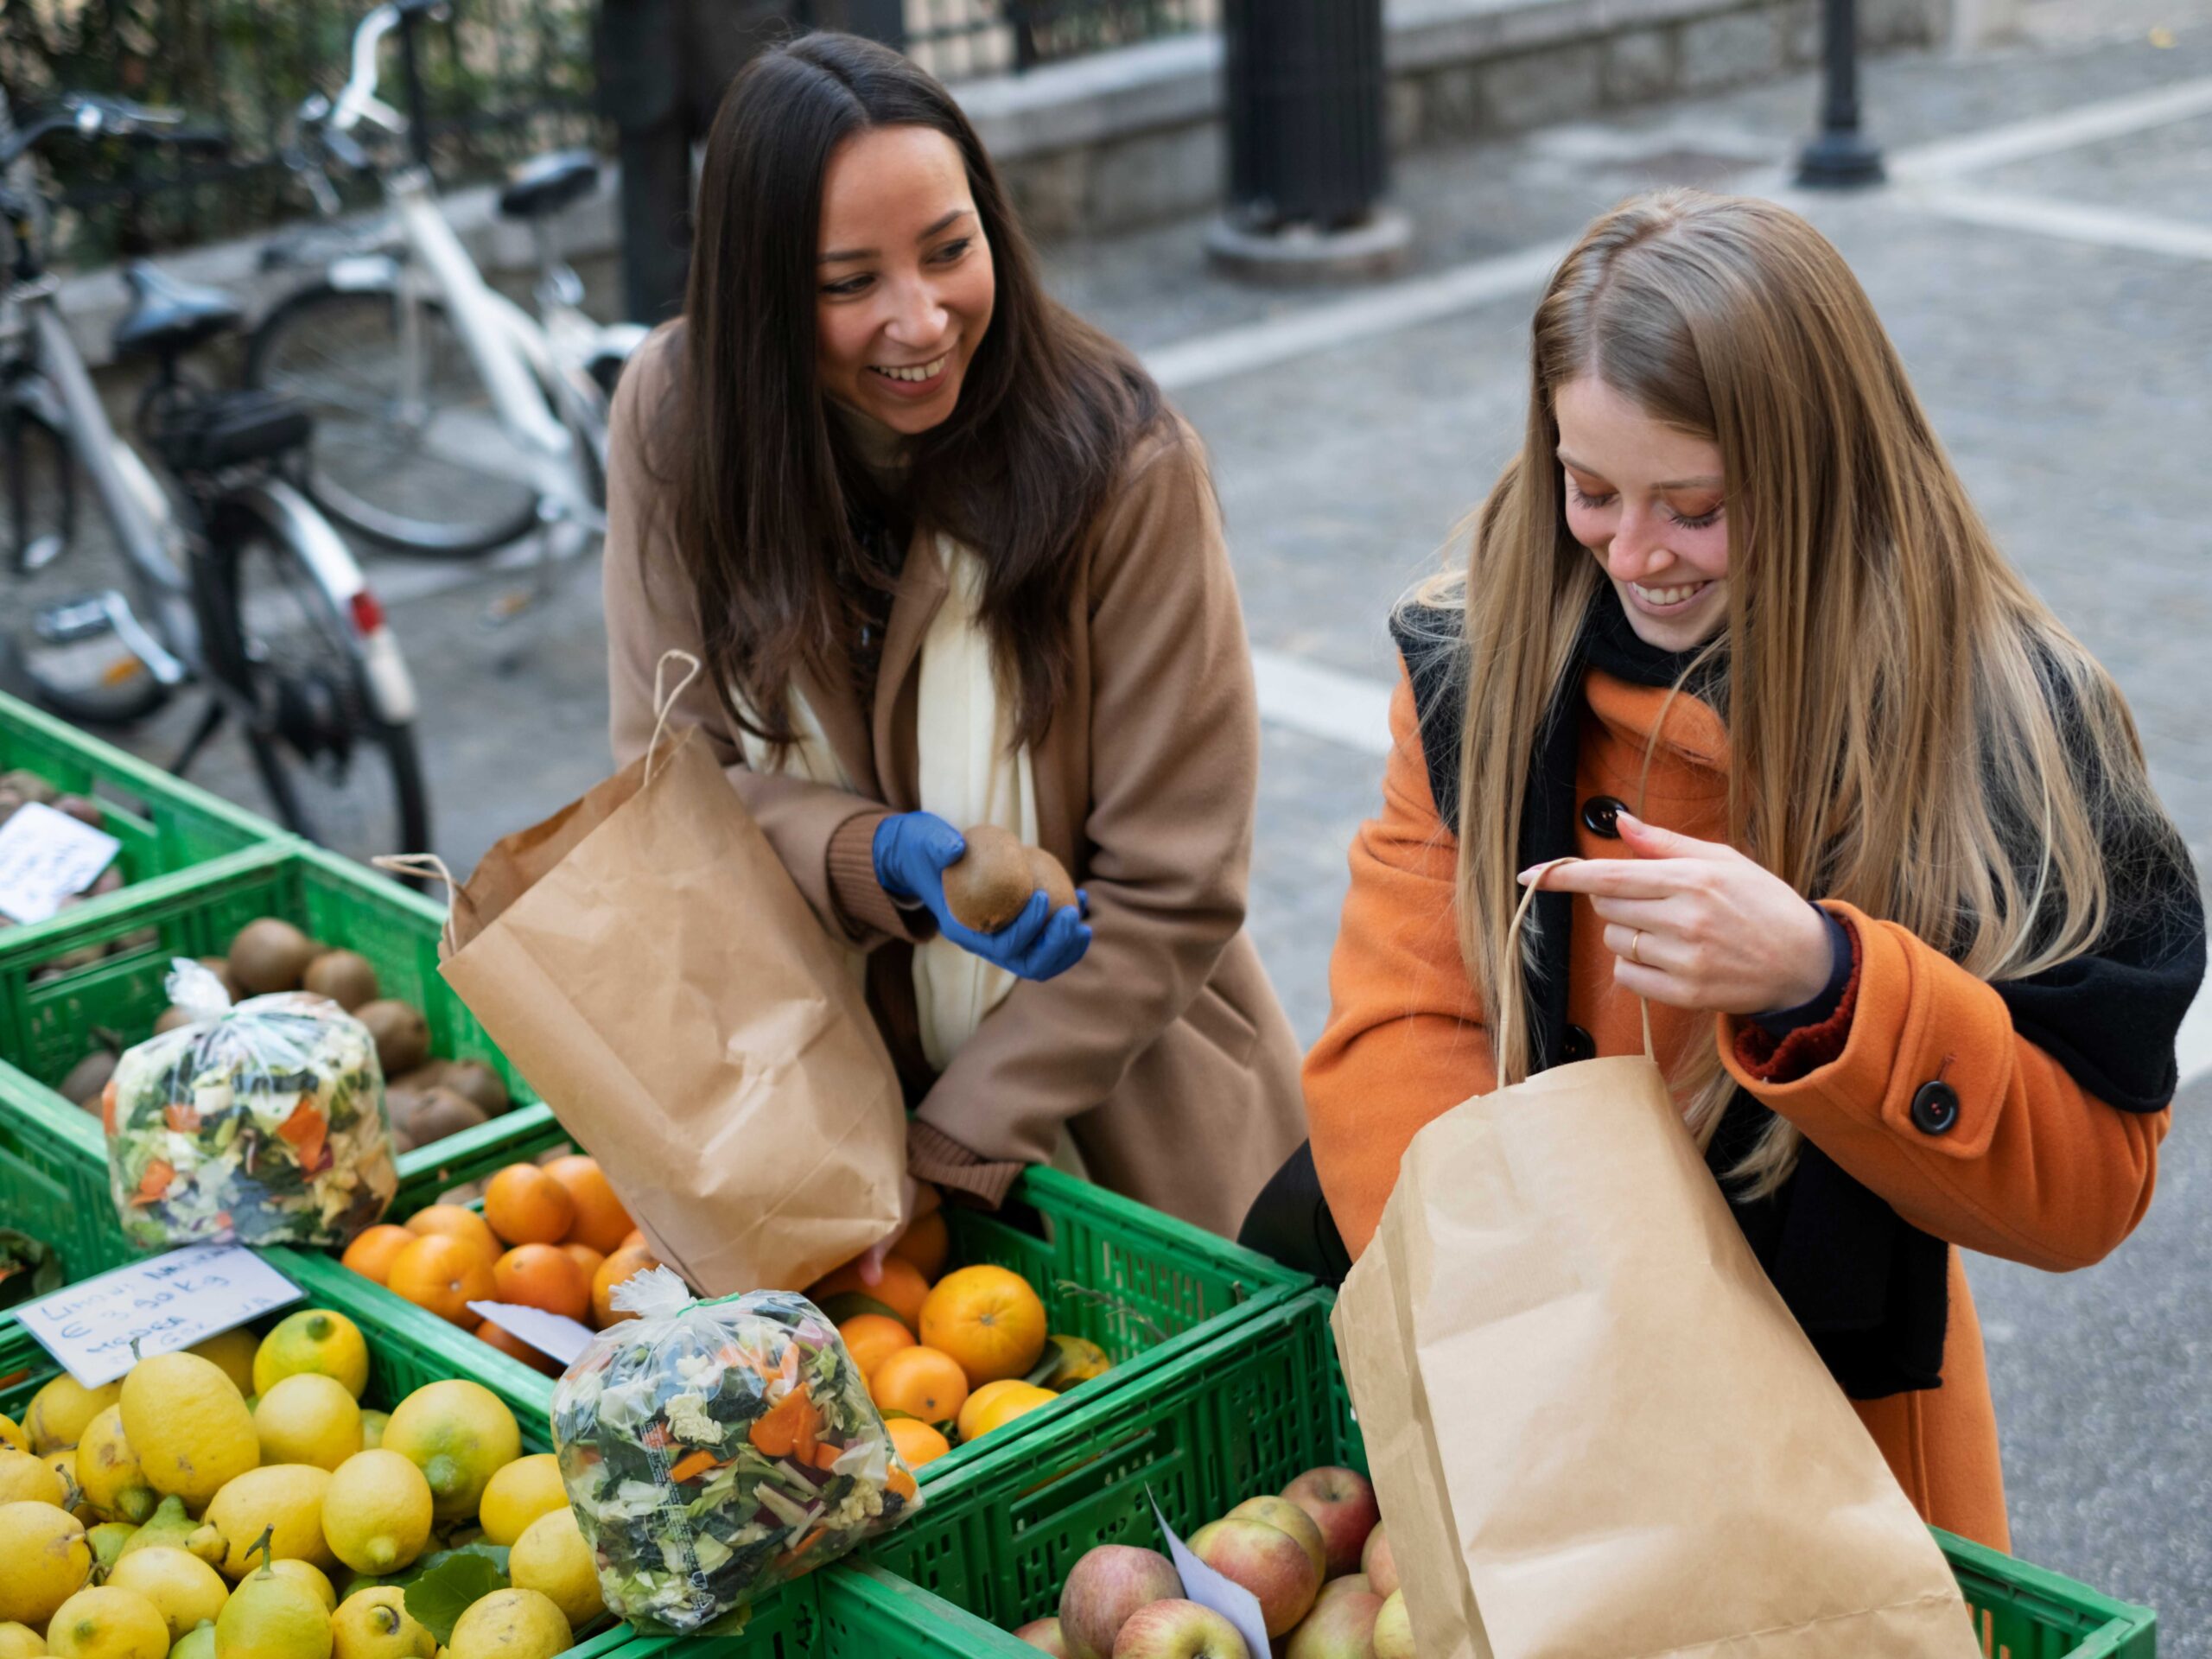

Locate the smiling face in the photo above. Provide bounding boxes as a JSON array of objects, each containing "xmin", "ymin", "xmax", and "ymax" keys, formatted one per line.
[
  {"xmin": 1554, "ymin": 374, "xmax": 1731, "ymax": 651},
  {"xmin": 814, "ymin": 124, "xmax": 996, "ymax": 436}
]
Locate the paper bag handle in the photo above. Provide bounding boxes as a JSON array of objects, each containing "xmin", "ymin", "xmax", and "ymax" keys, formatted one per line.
[
  {"xmin": 645, "ymin": 649, "xmax": 704, "ymax": 786},
  {"xmin": 1504, "ymin": 857, "xmax": 1655, "ymax": 1076},
  {"xmin": 372, "ymin": 853, "xmax": 465, "ymax": 955}
]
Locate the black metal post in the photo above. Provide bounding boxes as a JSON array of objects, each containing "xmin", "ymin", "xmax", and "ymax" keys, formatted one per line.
[
  {"xmin": 1796, "ymin": 0, "xmax": 1884, "ymax": 187},
  {"xmin": 395, "ymin": 7, "xmax": 436, "ymax": 173}
]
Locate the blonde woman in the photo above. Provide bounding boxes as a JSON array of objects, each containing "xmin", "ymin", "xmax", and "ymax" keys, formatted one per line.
[{"xmin": 1279, "ymin": 191, "xmax": 2205, "ymax": 1547}]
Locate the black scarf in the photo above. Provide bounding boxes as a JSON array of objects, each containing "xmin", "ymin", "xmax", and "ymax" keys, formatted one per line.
[{"xmin": 1394, "ymin": 590, "xmax": 2204, "ymax": 1399}]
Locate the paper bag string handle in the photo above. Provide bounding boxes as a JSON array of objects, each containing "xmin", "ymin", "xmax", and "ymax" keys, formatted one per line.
[
  {"xmin": 1503, "ymin": 857, "xmax": 1656, "ymax": 1077},
  {"xmin": 371, "ymin": 853, "xmax": 462, "ymax": 956},
  {"xmin": 645, "ymin": 648, "xmax": 704, "ymax": 787}
]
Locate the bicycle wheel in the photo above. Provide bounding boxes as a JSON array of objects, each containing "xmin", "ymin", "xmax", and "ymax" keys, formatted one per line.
[
  {"xmin": 201, "ymin": 493, "xmax": 432, "ymax": 865},
  {"xmin": 245, "ymin": 280, "xmax": 543, "ymax": 556},
  {"xmin": 0, "ymin": 403, "xmax": 174, "ymax": 726}
]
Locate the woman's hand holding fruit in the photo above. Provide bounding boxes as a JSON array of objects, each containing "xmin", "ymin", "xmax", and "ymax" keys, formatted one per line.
[{"xmin": 872, "ymin": 812, "xmax": 1091, "ymax": 981}]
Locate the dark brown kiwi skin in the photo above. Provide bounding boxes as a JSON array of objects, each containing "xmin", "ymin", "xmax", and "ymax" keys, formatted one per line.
[
  {"xmin": 356, "ymin": 999, "xmax": 431, "ymax": 1077},
  {"xmin": 404, "ymin": 1087, "xmax": 489, "ymax": 1146},
  {"xmin": 230, "ymin": 918, "xmax": 317, "ymax": 995},
  {"xmin": 437, "ymin": 1059, "xmax": 512, "ymax": 1116},
  {"xmin": 1028, "ymin": 847, "xmax": 1077, "ymax": 914},
  {"xmin": 302, "ymin": 950, "xmax": 380, "ymax": 1012},
  {"xmin": 941, "ymin": 824, "xmax": 1037, "ymax": 933},
  {"xmin": 61, "ymin": 1049, "xmax": 118, "ymax": 1106}
]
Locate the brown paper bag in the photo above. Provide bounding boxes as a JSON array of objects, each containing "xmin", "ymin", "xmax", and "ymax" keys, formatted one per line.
[
  {"xmin": 1332, "ymin": 868, "xmax": 1980, "ymax": 1659},
  {"xmin": 391, "ymin": 662, "xmax": 906, "ymax": 1297}
]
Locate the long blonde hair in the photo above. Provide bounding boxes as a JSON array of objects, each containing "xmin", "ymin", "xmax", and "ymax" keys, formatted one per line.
[{"xmin": 1436, "ymin": 190, "xmax": 2171, "ymax": 1195}]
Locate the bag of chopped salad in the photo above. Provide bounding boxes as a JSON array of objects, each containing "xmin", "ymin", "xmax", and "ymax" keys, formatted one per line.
[
  {"xmin": 551, "ymin": 1268, "xmax": 922, "ymax": 1635},
  {"xmin": 104, "ymin": 959, "xmax": 398, "ymax": 1249}
]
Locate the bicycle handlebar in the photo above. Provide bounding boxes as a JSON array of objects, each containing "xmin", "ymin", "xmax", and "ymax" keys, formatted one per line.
[{"xmin": 0, "ymin": 94, "xmax": 231, "ymax": 171}]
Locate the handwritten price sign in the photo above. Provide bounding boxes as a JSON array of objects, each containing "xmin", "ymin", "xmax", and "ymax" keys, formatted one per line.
[{"xmin": 14, "ymin": 1245, "xmax": 303, "ymax": 1387}]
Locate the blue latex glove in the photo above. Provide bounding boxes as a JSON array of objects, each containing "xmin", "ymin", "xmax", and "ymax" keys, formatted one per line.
[{"xmin": 873, "ymin": 811, "xmax": 1091, "ymax": 982}]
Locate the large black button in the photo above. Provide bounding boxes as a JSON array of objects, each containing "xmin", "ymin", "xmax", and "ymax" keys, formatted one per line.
[
  {"xmin": 1581, "ymin": 795, "xmax": 1628, "ymax": 838},
  {"xmin": 1910, "ymin": 1080, "xmax": 1961, "ymax": 1135},
  {"xmin": 1560, "ymin": 1025, "xmax": 1596, "ymax": 1063}
]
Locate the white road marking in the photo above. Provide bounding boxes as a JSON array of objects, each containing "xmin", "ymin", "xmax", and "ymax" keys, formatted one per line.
[
  {"xmin": 1897, "ymin": 185, "xmax": 2212, "ymax": 262},
  {"xmin": 1885, "ymin": 74, "xmax": 2212, "ymax": 181},
  {"xmin": 1249, "ymin": 648, "xmax": 1395, "ymax": 756}
]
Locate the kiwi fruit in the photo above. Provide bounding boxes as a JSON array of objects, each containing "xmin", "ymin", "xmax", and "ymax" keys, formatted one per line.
[
  {"xmin": 404, "ymin": 1087, "xmax": 490, "ymax": 1147},
  {"xmin": 436, "ymin": 1059, "xmax": 511, "ymax": 1117},
  {"xmin": 0, "ymin": 770, "xmax": 58, "ymax": 806},
  {"xmin": 356, "ymin": 998, "xmax": 431, "ymax": 1077},
  {"xmin": 229, "ymin": 918, "xmax": 318, "ymax": 995},
  {"xmin": 390, "ymin": 1122, "xmax": 417, "ymax": 1154},
  {"xmin": 54, "ymin": 795, "xmax": 104, "ymax": 829},
  {"xmin": 394, "ymin": 1061, "xmax": 451, "ymax": 1093},
  {"xmin": 385, "ymin": 1085, "xmax": 426, "ymax": 1127},
  {"xmin": 154, "ymin": 1005, "xmax": 195, "ymax": 1035},
  {"xmin": 60, "ymin": 1048, "xmax": 118, "ymax": 1108},
  {"xmin": 941, "ymin": 824, "xmax": 1077, "ymax": 933},
  {"xmin": 302, "ymin": 949, "xmax": 379, "ymax": 1011}
]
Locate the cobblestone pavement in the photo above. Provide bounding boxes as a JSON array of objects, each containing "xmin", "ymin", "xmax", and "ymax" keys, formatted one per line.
[{"xmin": 89, "ymin": 5, "xmax": 2212, "ymax": 1637}]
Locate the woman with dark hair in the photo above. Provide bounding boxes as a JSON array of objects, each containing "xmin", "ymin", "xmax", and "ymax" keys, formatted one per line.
[{"xmin": 603, "ymin": 31, "xmax": 1306, "ymax": 1255}]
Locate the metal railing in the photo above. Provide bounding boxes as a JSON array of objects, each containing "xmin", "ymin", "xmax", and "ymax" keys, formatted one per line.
[{"xmin": 906, "ymin": 0, "xmax": 1217, "ymax": 79}]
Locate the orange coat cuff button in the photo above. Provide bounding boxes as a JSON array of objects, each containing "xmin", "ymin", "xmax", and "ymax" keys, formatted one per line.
[{"xmin": 1910, "ymin": 1079, "xmax": 1961, "ymax": 1135}]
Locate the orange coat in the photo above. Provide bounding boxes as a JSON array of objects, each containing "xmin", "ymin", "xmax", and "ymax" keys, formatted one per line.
[{"xmin": 1305, "ymin": 664, "xmax": 2172, "ymax": 1551}]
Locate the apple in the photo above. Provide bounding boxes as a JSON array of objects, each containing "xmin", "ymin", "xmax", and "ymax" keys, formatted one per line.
[
  {"xmin": 1190, "ymin": 1516, "xmax": 1319, "ymax": 1637},
  {"xmin": 1313, "ymin": 1573, "xmax": 1372, "ymax": 1611},
  {"xmin": 1361, "ymin": 1522, "xmax": 1399, "ymax": 1599},
  {"xmin": 1281, "ymin": 1466, "xmax": 1382, "ymax": 1579},
  {"xmin": 1285, "ymin": 1586, "xmax": 1383, "ymax": 1659},
  {"xmin": 1110, "ymin": 1599, "xmax": 1251, "ymax": 1659},
  {"xmin": 1015, "ymin": 1618, "xmax": 1074, "ymax": 1656},
  {"xmin": 1060, "ymin": 1545, "xmax": 1185, "ymax": 1659},
  {"xmin": 1371, "ymin": 1591, "xmax": 1414, "ymax": 1659},
  {"xmin": 1227, "ymin": 1496, "xmax": 1328, "ymax": 1583}
]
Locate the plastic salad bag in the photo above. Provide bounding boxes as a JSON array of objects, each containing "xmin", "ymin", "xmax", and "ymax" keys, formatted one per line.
[
  {"xmin": 104, "ymin": 958, "xmax": 397, "ymax": 1249},
  {"xmin": 552, "ymin": 1268, "xmax": 922, "ymax": 1634}
]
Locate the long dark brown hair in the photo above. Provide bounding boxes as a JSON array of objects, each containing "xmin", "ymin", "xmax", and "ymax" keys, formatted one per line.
[{"xmin": 659, "ymin": 30, "xmax": 1162, "ymax": 747}]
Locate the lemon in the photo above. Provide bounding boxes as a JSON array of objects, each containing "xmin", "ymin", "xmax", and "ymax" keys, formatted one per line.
[
  {"xmin": 474, "ymin": 1457, "xmax": 563, "ymax": 1550},
  {"xmin": 185, "ymin": 1333, "xmax": 257, "ymax": 1401},
  {"xmin": 0, "ymin": 1623, "xmax": 46, "ymax": 1659},
  {"xmin": 0, "ymin": 1414, "xmax": 27, "ymax": 1454},
  {"xmin": 89, "ymin": 1522, "xmax": 140, "ymax": 1575},
  {"xmin": 378, "ymin": 1384, "xmax": 518, "ymax": 1525},
  {"xmin": 0, "ymin": 1500, "xmax": 92, "ymax": 1624},
  {"xmin": 104, "ymin": 1551, "xmax": 228, "ymax": 1645},
  {"xmin": 117, "ymin": 1498, "xmax": 221, "ymax": 1567},
  {"xmin": 356, "ymin": 1415, "xmax": 387, "ymax": 1453},
  {"xmin": 79, "ymin": 1408, "xmax": 157, "ymax": 1525},
  {"xmin": 25, "ymin": 1380, "xmax": 122, "ymax": 1456},
  {"xmin": 507, "ymin": 1510, "xmax": 601, "ymax": 1632},
  {"xmin": 200, "ymin": 1466, "xmax": 334, "ymax": 1579},
  {"xmin": 0, "ymin": 1449, "xmax": 67, "ymax": 1507},
  {"xmin": 969, "ymin": 1382, "xmax": 1056, "ymax": 1437},
  {"xmin": 48, "ymin": 1450, "xmax": 96, "ymax": 1521},
  {"xmin": 1042, "ymin": 1334, "xmax": 1111, "ymax": 1388},
  {"xmin": 45, "ymin": 1586, "xmax": 169, "ymax": 1659},
  {"xmin": 168, "ymin": 1624, "xmax": 213, "ymax": 1659},
  {"xmin": 321, "ymin": 1452, "xmax": 432, "ymax": 1579},
  {"xmin": 122, "ymin": 1358, "xmax": 257, "ymax": 1511},
  {"xmin": 251, "ymin": 1380, "xmax": 360, "ymax": 1475},
  {"xmin": 329, "ymin": 1590, "xmax": 434, "ymax": 1659},
  {"xmin": 259, "ymin": 1565, "xmax": 334, "ymax": 1615},
  {"xmin": 211, "ymin": 1568, "xmax": 329, "ymax": 1659},
  {"xmin": 252, "ymin": 1315, "xmax": 368, "ymax": 1403},
  {"xmin": 444, "ymin": 1590, "xmax": 569, "ymax": 1659}
]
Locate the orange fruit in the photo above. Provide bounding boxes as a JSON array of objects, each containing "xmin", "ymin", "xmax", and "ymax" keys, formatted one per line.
[
  {"xmin": 388, "ymin": 1233, "xmax": 495, "ymax": 1325},
  {"xmin": 591, "ymin": 1243, "xmax": 661, "ymax": 1328},
  {"xmin": 838, "ymin": 1313, "xmax": 915, "ymax": 1380},
  {"xmin": 475, "ymin": 1319, "xmax": 562, "ymax": 1377},
  {"xmin": 543, "ymin": 1156, "xmax": 635, "ymax": 1255},
  {"xmin": 562, "ymin": 1243, "xmax": 607, "ymax": 1284},
  {"xmin": 340, "ymin": 1224, "xmax": 416, "ymax": 1285},
  {"xmin": 920, "ymin": 1265, "xmax": 1048, "ymax": 1387},
  {"xmin": 493, "ymin": 1243, "xmax": 590, "ymax": 1321},
  {"xmin": 484, "ymin": 1164, "xmax": 576, "ymax": 1247},
  {"xmin": 889, "ymin": 1210, "xmax": 949, "ymax": 1279},
  {"xmin": 869, "ymin": 1345, "xmax": 969, "ymax": 1425},
  {"xmin": 969, "ymin": 1382, "xmax": 1056, "ymax": 1438},
  {"xmin": 404, "ymin": 1205, "xmax": 500, "ymax": 1268},
  {"xmin": 956, "ymin": 1378, "xmax": 1031, "ymax": 1442},
  {"xmin": 885, "ymin": 1417, "xmax": 950, "ymax": 1471},
  {"xmin": 808, "ymin": 1257, "xmax": 929, "ymax": 1333},
  {"xmin": 618, "ymin": 1229, "xmax": 646, "ymax": 1251}
]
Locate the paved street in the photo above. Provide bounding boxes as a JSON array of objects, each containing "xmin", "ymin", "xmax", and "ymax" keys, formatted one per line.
[{"xmin": 95, "ymin": 3, "xmax": 2212, "ymax": 1641}]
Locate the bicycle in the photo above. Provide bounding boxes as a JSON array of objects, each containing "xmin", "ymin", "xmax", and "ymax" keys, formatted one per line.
[
  {"xmin": 244, "ymin": 0, "xmax": 644, "ymax": 570},
  {"xmin": 0, "ymin": 92, "xmax": 431, "ymax": 868}
]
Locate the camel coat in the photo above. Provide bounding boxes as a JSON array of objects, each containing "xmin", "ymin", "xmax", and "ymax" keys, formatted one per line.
[
  {"xmin": 1306, "ymin": 666, "xmax": 2178, "ymax": 1550},
  {"xmin": 602, "ymin": 327, "xmax": 1306, "ymax": 1238}
]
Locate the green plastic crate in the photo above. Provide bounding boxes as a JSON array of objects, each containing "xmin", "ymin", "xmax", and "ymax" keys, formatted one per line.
[
  {"xmin": 849, "ymin": 1289, "xmax": 2156, "ymax": 1658},
  {"xmin": 0, "ymin": 843, "xmax": 569, "ymax": 1283},
  {"xmin": 0, "ymin": 692, "xmax": 280, "ymax": 958}
]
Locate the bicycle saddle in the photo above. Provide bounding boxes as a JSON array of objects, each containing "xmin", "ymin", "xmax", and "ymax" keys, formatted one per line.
[
  {"xmin": 498, "ymin": 149, "xmax": 599, "ymax": 221},
  {"xmin": 111, "ymin": 261, "xmax": 245, "ymax": 359}
]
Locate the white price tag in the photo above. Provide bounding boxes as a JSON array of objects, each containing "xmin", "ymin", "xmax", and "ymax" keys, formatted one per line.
[
  {"xmin": 1148, "ymin": 1491, "xmax": 1273, "ymax": 1659},
  {"xmin": 0, "ymin": 800, "xmax": 121, "ymax": 925},
  {"xmin": 468, "ymin": 1301, "xmax": 595, "ymax": 1367},
  {"xmin": 12, "ymin": 1244, "xmax": 303, "ymax": 1388}
]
